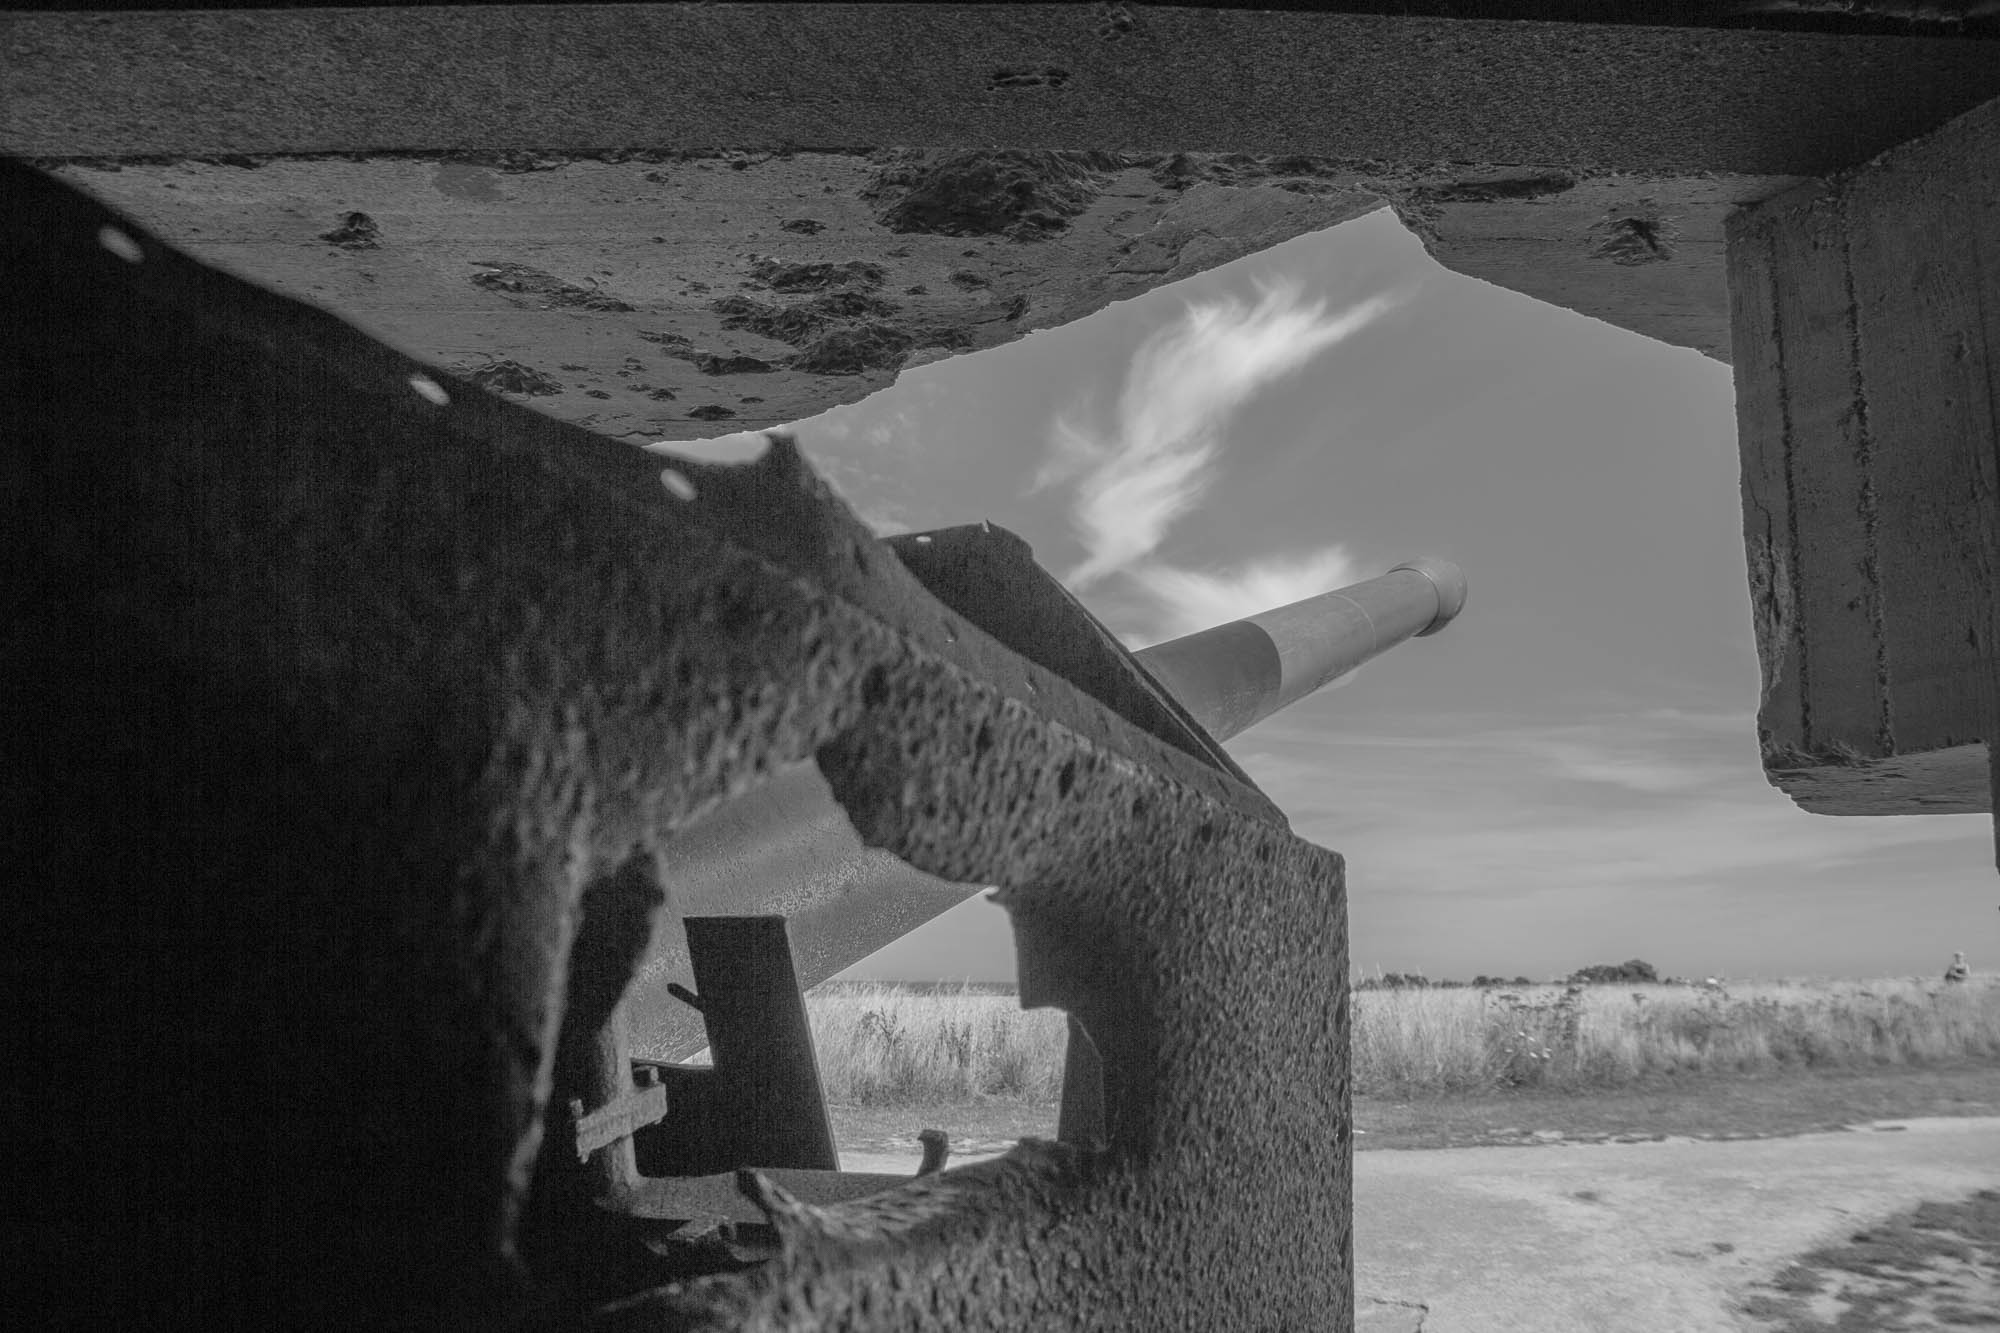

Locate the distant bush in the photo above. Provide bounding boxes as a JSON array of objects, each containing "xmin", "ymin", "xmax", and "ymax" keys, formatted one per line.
[
  {"xmin": 1358, "ymin": 972, "xmax": 1433, "ymax": 991},
  {"xmin": 1568, "ymin": 959, "xmax": 1661, "ymax": 985}
]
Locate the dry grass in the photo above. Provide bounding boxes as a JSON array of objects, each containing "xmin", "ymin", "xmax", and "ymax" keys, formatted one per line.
[
  {"xmin": 805, "ymin": 981, "xmax": 1067, "ymax": 1106},
  {"xmin": 801, "ymin": 976, "xmax": 2000, "ymax": 1106},
  {"xmin": 1355, "ymin": 977, "xmax": 2000, "ymax": 1097}
]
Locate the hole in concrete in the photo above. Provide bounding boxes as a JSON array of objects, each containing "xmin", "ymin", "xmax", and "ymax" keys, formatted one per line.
[
  {"xmin": 805, "ymin": 969, "xmax": 1067, "ymax": 1176},
  {"xmin": 405, "ymin": 374, "xmax": 449, "ymax": 406},
  {"xmin": 96, "ymin": 225, "xmax": 143, "ymax": 264},
  {"xmin": 614, "ymin": 760, "xmax": 1061, "ymax": 1194},
  {"xmin": 804, "ymin": 883, "xmax": 1068, "ymax": 1177}
]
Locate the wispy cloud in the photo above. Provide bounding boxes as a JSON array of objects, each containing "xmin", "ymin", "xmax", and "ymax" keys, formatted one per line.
[
  {"xmin": 1239, "ymin": 709, "xmax": 1988, "ymax": 903},
  {"xmin": 1039, "ymin": 279, "xmax": 1402, "ymax": 603},
  {"xmin": 1129, "ymin": 546, "xmax": 1366, "ymax": 644},
  {"xmin": 1236, "ymin": 704, "xmax": 2000, "ymax": 980},
  {"xmin": 1513, "ymin": 735, "xmax": 1723, "ymax": 796}
]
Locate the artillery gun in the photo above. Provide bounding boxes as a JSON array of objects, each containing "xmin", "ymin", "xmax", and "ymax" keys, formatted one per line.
[
  {"xmin": 12, "ymin": 159, "xmax": 1467, "ymax": 1326},
  {"xmin": 595, "ymin": 534, "xmax": 1466, "ymax": 1267}
]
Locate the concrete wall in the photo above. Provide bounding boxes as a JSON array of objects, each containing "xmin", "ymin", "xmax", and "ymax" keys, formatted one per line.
[{"xmin": 1729, "ymin": 94, "xmax": 2000, "ymax": 815}]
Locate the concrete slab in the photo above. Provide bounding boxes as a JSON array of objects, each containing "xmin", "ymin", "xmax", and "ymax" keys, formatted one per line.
[
  {"xmin": 1730, "ymin": 92, "xmax": 2000, "ymax": 814},
  {"xmin": 31, "ymin": 153, "xmax": 1383, "ymax": 444},
  {"xmin": 1355, "ymin": 1116, "xmax": 2000, "ymax": 1332},
  {"xmin": 854, "ymin": 1118, "xmax": 2000, "ymax": 1331},
  {"xmin": 9, "ymin": 6, "xmax": 1998, "ymax": 174},
  {"xmin": 9, "ymin": 6, "xmax": 1999, "ymax": 446}
]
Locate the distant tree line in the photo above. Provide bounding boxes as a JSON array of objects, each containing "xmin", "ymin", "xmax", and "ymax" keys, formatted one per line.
[
  {"xmin": 1353, "ymin": 960, "xmax": 1665, "ymax": 990},
  {"xmin": 1565, "ymin": 959, "xmax": 1660, "ymax": 985}
]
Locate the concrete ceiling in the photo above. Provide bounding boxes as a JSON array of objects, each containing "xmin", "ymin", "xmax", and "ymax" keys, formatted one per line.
[
  {"xmin": 8, "ymin": 5, "xmax": 1998, "ymax": 440},
  {"xmin": 10, "ymin": 4, "xmax": 2000, "ymax": 822}
]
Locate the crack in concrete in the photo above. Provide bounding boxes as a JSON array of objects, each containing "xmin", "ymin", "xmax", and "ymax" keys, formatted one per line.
[
  {"xmin": 1766, "ymin": 217, "xmax": 1816, "ymax": 756},
  {"xmin": 1832, "ymin": 181, "xmax": 1895, "ymax": 758},
  {"xmin": 1360, "ymin": 1295, "xmax": 1431, "ymax": 1331}
]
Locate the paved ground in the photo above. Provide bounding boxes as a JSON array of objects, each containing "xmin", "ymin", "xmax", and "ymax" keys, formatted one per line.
[{"xmin": 846, "ymin": 1117, "xmax": 2000, "ymax": 1332}]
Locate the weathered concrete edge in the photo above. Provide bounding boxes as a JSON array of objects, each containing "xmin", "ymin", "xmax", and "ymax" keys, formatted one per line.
[
  {"xmin": 1727, "ymin": 93, "xmax": 2000, "ymax": 814},
  {"xmin": 5, "ymin": 6, "xmax": 1999, "ymax": 175}
]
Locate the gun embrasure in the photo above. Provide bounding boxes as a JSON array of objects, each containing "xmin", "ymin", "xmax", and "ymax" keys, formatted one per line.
[{"xmin": 627, "ymin": 534, "xmax": 1467, "ymax": 1074}]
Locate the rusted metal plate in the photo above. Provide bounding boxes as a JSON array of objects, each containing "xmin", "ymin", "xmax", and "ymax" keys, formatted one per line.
[{"xmin": 631, "ymin": 916, "xmax": 839, "ymax": 1175}]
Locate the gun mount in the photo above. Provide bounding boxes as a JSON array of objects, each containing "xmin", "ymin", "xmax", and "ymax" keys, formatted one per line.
[
  {"xmin": 627, "ymin": 541, "xmax": 1468, "ymax": 1070},
  {"xmin": 14, "ymin": 160, "xmax": 1469, "ymax": 1327}
]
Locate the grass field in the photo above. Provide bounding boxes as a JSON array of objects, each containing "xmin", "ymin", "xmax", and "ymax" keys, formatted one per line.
[
  {"xmin": 805, "ymin": 980, "xmax": 1067, "ymax": 1106},
  {"xmin": 803, "ymin": 976, "xmax": 2000, "ymax": 1107}
]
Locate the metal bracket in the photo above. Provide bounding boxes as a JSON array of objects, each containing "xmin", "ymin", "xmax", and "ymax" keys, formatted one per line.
[{"xmin": 571, "ymin": 1066, "xmax": 669, "ymax": 1163}]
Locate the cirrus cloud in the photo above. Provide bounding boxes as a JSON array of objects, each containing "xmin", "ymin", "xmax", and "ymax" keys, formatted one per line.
[
  {"xmin": 1040, "ymin": 278, "xmax": 1403, "ymax": 596},
  {"xmin": 1128, "ymin": 545, "xmax": 1367, "ymax": 645}
]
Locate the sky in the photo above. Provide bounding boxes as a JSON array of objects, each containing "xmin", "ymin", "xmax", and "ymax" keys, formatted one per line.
[{"xmin": 663, "ymin": 207, "xmax": 2000, "ymax": 985}]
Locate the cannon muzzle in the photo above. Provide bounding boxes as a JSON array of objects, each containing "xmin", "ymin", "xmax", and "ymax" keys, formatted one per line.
[{"xmin": 1133, "ymin": 558, "xmax": 1467, "ymax": 743}]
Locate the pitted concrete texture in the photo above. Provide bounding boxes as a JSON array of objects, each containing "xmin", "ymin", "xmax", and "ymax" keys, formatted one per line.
[
  {"xmin": 8, "ymin": 6, "xmax": 1997, "ymax": 172},
  {"xmin": 9, "ymin": 6, "xmax": 2000, "ymax": 445},
  {"xmin": 1729, "ymin": 91, "xmax": 2000, "ymax": 814},
  {"xmin": 36, "ymin": 151, "xmax": 1382, "ymax": 442},
  {"xmin": 36, "ymin": 152, "xmax": 1797, "ymax": 447},
  {"xmin": 1352, "ymin": 1117, "xmax": 2000, "ymax": 1332},
  {"xmin": 14, "ymin": 159, "xmax": 1357, "ymax": 1327}
]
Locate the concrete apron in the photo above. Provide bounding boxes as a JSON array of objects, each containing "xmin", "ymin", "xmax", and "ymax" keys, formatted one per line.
[
  {"xmin": 848, "ymin": 1117, "xmax": 2000, "ymax": 1332},
  {"xmin": 1355, "ymin": 1116, "xmax": 2000, "ymax": 1332}
]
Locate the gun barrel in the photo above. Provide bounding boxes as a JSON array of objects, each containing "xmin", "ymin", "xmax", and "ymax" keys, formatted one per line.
[{"xmin": 1133, "ymin": 559, "xmax": 1466, "ymax": 743}]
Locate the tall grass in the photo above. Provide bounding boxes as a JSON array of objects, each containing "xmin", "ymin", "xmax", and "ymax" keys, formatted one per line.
[
  {"xmin": 800, "ymin": 977, "xmax": 2000, "ymax": 1105},
  {"xmin": 806, "ymin": 981, "xmax": 1067, "ymax": 1105},
  {"xmin": 1347, "ymin": 977, "xmax": 2000, "ymax": 1094}
]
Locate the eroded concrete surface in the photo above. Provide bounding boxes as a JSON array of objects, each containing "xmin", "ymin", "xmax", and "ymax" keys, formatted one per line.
[
  {"xmin": 38, "ymin": 151, "xmax": 1381, "ymax": 442},
  {"xmin": 1727, "ymin": 88, "xmax": 2000, "ymax": 816},
  {"xmin": 19, "ymin": 4, "xmax": 1999, "ymax": 452},
  {"xmin": 41, "ymin": 151, "xmax": 1788, "ymax": 447}
]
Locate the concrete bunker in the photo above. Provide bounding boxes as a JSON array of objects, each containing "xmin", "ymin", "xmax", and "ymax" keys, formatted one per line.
[
  {"xmin": 505, "ymin": 472, "xmax": 1467, "ymax": 1307},
  {"xmin": 10, "ymin": 3, "xmax": 2000, "ymax": 1327}
]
